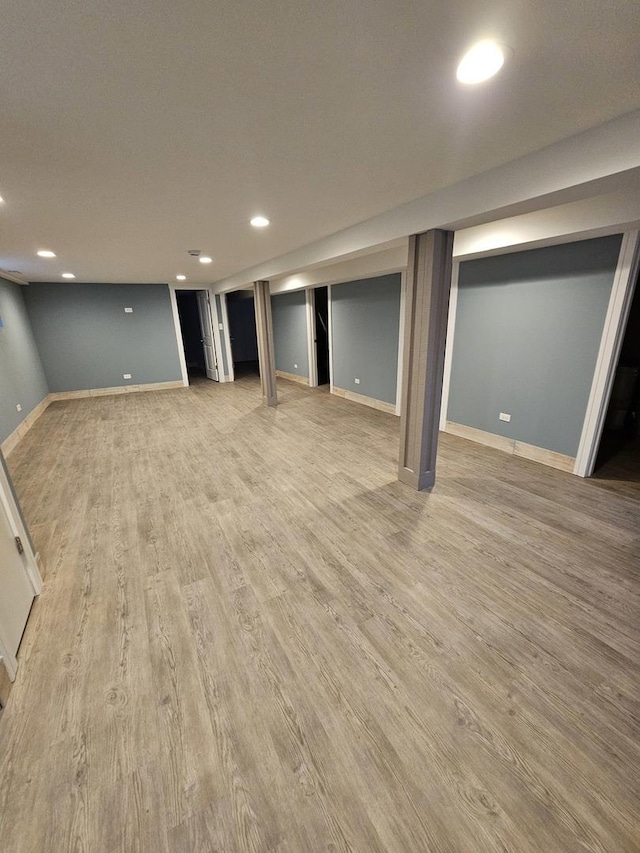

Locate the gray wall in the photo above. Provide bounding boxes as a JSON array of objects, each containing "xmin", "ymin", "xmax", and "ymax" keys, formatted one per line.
[
  {"xmin": 447, "ymin": 235, "xmax": 622, "ymax": 457},
  {"xmin": 0, "ymin": 279, "xmax": 49, "ymax": 442},
  {"xmin": 24, "ymin": 283, "xmax": 182, "ymax": 393},
  {"xmin": 331, "ymin": 274, "xmax": 401, "ymax": 406},
  {"xmin": 272, "ymin": 290, "xmax": 309, "ymax": 378}
]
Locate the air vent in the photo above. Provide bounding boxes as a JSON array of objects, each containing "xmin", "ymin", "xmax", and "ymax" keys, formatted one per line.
[{"xmin": 187, "ymin": 249, "xmax": 201, "ymax": 257}]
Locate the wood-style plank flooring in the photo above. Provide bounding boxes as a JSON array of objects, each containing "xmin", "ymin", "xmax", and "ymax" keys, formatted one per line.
[{"xmin": 1, "ymin": 376, "xmax": 639, "ymax": 852}]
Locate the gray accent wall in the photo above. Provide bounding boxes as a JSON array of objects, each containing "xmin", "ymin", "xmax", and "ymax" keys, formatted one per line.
[
  {"xmin": 24, "ymin": 283, "xmax": 182, "ymax": 393},
  {"xmin": 447, "ymin": 235, "xmax": 622, "ymax": 457},
  {"xmin": 331, "ymin": 274, "xmax": 401, "ymax": 406},
  {"xmin": 0, "ymin": 279, "xmax": 49, "ymax": 442},
  {"xmin": 272, "ymin": 290, "xmax": 309, "ymax": 378}
]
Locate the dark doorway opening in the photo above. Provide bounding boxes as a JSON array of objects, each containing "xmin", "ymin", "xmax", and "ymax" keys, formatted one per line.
[
  {"xmin": 176, "ymin": 290, "xmax": 206, "ymax": 380},
  {"xmin": 594, "ymin": 269, "xmax": 640, "ymax": 479},
  {"xmin": 226, "ymin": 290, "xmax": 259, "ymax": 377},
  {"xmin": 314, "ymin": 286, "xmax": 330, "ymax": 386}
]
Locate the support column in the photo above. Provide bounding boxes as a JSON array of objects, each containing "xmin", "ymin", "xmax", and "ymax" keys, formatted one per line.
[
  {"xmin": 398, "ymin": 229, "xmax": 454, "ymax": 490},
  {"xmin": 253, "ymin": 280, "xmax": 278, "ymax": 407}
]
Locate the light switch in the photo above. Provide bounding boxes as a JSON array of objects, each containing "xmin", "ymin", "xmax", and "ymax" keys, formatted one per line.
[{"xmin": 124, "ymin": 307, "xmax": 133, "ymax": 313}]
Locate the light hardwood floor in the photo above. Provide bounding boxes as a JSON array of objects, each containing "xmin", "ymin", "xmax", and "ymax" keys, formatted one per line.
[{"xmin": 1, "ymin": 376, "xmax": 639, "ymax": 852}]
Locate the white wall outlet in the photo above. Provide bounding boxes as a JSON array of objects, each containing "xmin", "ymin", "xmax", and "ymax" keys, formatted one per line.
[
  {"xmin": 16, "ymin": 403, "xmax": 22, "ymax": 412},
  {"xmin": 354, "ymin": 378, "xmax": 360, "ymax": 384},
  {"xmin": 499, "ymin": 412, "xmax": 511, "ymax": 422},
  {"xmin": 294, "ymin": 363, "xmax": 298, "ymax": 369},
  {"xmin": 218, "ymin": 322, "xmax": 224, "ymax": 330},
  {"xmin": 124, "ymin": 307, "xmax": 133, "ymax": 313},
  {"xmin": 123, "ymin": 373, "xmax": 132, "ymax": 380}
]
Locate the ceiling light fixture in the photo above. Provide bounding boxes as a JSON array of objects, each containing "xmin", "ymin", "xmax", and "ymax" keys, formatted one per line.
[
  {"xmin": 456, "ymin": 40, "xmax": 505, "ymax": 84},
  {"xmin": 199, "ymin": 256, "xmax": 213, "ymax": 264},
  {"xmin": 61, "ymin": 272, "xmax": 75, "ymax": 279},
  {"xmin": 250, "ymin": 216, "xmax": 270, "ymax": 228},
  {"xmin": 0, "ymin": 196, "xmax": 5, "ymax": 203},
  {"xmin": 37, "ymin": 249, "xmax": 56, "ymax": 258},
  {"xmin": 176, "ymin": 274, "xmax": 186, "ymax": 280}
]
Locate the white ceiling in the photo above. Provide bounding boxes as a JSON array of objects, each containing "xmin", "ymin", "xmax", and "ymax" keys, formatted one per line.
[{"xmin": 0, "ymin": 0, "xmax": 639, "ymax": 284}]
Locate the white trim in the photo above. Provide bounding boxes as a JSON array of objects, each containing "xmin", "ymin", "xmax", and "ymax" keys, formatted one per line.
[
  {"xmin": 574, "ymin": 230, "xmax": 640, "ymax": 477},
  {"xmin": 440, "ymin": 260, "xmax": 460, "ymax": 430},
  {"xmin": 327, "ymin": 285, "xmax": 334, "ymax": 392},
  {"xmin": 306, "ymin": 289, "xmax": 318, "ymax": 388},
  {"xmin": 208, "ymin": 291, "xmax": 226, "ymax": 382},
  {"xmin": 332, "ymin": 386, "xmax": 397, "ymax": 416},
  {"xmin": 0, "ymin": 644, "xmax": 17, "ymax": 682},
  {"xmin": 168, "ymin": 285, "xmax": 190, "ymax": 387},
  {"xmin": 0, "ymin": 456, "xmax": 41, "ymax": 597},
  {"xmin": 395, "ymin": 270, "xmax": 407, "ymax": 416},
  {"xmin": 220, "ymin": 292, "xmax": 235, "ymax": 382}
]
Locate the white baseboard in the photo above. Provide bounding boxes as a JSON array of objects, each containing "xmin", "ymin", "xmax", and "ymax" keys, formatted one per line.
[
  {"xmin": 331, "ymin": 386, "xmax": 398, "ymax": 416},
  {"xmin": 1, "ymin": 380, "xmax": 184, "ymax": 457},
  {"xmin": 276, "ymin": 370, "xmax": 310, "ymax": 386},
  {"xmin": 444, "ymin": 421, "xmax": 576, "ymax": 474}
]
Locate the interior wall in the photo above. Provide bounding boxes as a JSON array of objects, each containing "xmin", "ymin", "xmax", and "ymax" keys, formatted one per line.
[
  {"xmin": 0, "ymin": 279, "xmax": 49, "ymax": 443},
  {"xmin": 24, "ymin": 283, "xmax": 182, "ymax": 392},
  {"xmin": 331, "ymin": 273, "xmax": 401, "ymax": 406},
  {"xmin": 447, "ymin": 235, "xmax": 623, "ymax": 457},
  {"xmin": 271, "ymin": 290, "xmax": 309, "ymax": 378}
]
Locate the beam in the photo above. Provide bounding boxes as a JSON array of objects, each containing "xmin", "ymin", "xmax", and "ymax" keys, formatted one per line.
[
  {"xmin": 398, "ymin": 230, "xmax": 454, "ymax": 490},
  {"xmin": 253, "ymin": 280, "xmax": 277, "ymax": 407}
]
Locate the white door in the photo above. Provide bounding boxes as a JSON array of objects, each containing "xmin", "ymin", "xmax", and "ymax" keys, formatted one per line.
[
  {"xmin": 0, "ymin": 498, "xmax": 35, "ymax": 673},
  {"xmin": 197, "ymin": 291, "xmax": 219, "ymax": 381}
]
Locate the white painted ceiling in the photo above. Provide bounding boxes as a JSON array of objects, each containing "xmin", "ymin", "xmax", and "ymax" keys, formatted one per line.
[{"xmin": 0, "ymin": 0, "xmax": 638, "ymax": 284}]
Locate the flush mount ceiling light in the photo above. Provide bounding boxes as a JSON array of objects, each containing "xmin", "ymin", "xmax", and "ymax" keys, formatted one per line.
[
  {"xmin": 61, "ymin": 272, "xmax": 75, "ymax": 279},
  {"xmin": 0, "ymin": 195, "xmax": 5, "ymax": 203},
  {"xmin": 456, "ymin": 40, "xmax": 505, "ymax": 84},
  {"xmin": 37, "ymin": 249, "xmax": 56, "ymax": 258},
  {"xmin": 176, "ymin": 274, "xmax": 186, "ymax": 280},
  {"xmin": 199, "ymin": 256, "xmax": 213, "ymax": 264},
  {"xmin": 250, "ymin": 216, "xmax": 270, "ymax": 228}
]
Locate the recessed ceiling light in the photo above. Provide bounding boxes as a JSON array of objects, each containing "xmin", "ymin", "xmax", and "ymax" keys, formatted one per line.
[
  {"xmin": 61, "ymin": 272, "xmax": 75, "ymax": 279},
  {"xmin": 456, "ymin": 40, "xmax": 505, "ymax": 85},
  {"xmin": 199, "ymin": 256, "xmax": 213, "ymax": 264},
  {"xmin": 176, "ymin": 274, "xmax": 186, "ymax": 281},
  {"xmin": 250, "ymin": 216, "xmax": 270, "ymax": 228},
  {"xmin": 37, "ymin": 249, "xmax": 56, "ymax": 258},
  {"xmin": 0, "ymin": 196, "xmax": 4, "ymax": 203}
]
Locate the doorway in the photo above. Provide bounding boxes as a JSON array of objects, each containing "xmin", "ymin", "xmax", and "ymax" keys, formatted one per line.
[
  {"xmin": 594, "ymin": 267, "xmax": 640, "ymax": 477},
  {"xmin": 176, "ymin": 290, "xmax": 219, "ymax": 382},
  {"xmin": 314, "ymin": 286, "xmax": 330, "ymax": 386},
  {"xmin": 226, "ymin": 290, "xmax": 259, "ymax": 377}
]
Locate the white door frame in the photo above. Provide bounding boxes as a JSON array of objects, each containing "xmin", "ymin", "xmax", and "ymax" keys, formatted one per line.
[
  {"xmin": 327, "ymin": 285, "xmax": 334, "ymax": 392},
  {"xmin": 440, "ymin": 260, "xmax": 460, "ymax": 429},
  {"xmin": 305, "ymin": 289, "xmax": 318, "ymax": 388},
  {"xmin": 169, "ymin": 285, "xmax": 227, "ymax": 385},
  {"xmin": 219, "ymin": 292, "xmax": 235, "ymax": 382},
  {"xmin": 574, "ymin": 230, "xmax": 640, "ymax": 476},
  {"xmin": 0, "ymin": 457, "xmax": 41, "ymax": 680}
]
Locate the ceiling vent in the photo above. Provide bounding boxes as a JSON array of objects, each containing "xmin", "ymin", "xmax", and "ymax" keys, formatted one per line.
[{"xmin": 187, "ymin": 249, "xmax": 201, "ymax": 257}]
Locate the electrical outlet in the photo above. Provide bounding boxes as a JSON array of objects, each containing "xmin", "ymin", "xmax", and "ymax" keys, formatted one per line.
[
  {"xmin": 218, "ymin": 323, "xmax": 224, "ymax": 330},
  {"xmin": 123, "ymin": 373, "xmax": 132, "ymax": 380},
  {"xmin": 294, "ymin": 363, "xmax": 298, "ymax": 369},
  {"xmin": 124, "ymin": 307, "xmax": 133, "ymax": 313},
  {"xmin": 354, "ymin": 378, "xmax": 360, "ymax": 384},
  {"xmin": 499, "ymin": 412, "xmax": 511, "ymax": 422},
  {"xmin": 16, "ymin": 403, "xmax": 22, "ymax": 412}
]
